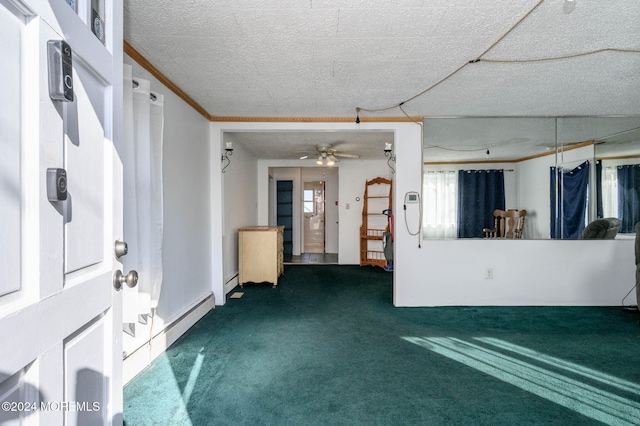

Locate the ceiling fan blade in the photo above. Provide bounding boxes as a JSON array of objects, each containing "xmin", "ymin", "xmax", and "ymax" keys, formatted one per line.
[{"xmin": 334, "ymin": 152, "xmax": 360, "ymax": 159}]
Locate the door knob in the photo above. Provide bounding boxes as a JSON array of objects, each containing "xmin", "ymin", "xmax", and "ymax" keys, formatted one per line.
[{"xmin": 113, "ymin": 270, "xmax": 138, "ymax": 291}]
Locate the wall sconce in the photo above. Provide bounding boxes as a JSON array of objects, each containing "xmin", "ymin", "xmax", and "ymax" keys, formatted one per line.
[
  {"xmin": 222, "ymin": 141, "xmax": 233, "ymax": 173},
  {"xmin": 384, "ymin": 142, "xmax": 395, "ymax": 174}
]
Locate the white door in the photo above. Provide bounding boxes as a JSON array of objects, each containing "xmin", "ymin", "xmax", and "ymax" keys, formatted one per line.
[
  {"xmin": 303, "ymin": 181, "xmax": 325, "ymax": 253},
  {"xmin": 0, "ymin": 1, "xmax": 124, "ymax": 425}
]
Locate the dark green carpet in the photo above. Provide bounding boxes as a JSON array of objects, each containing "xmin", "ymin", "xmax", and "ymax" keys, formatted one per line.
[{"xmin": 124, "ymin": 265, "xmax": 640, "ymax": 425}]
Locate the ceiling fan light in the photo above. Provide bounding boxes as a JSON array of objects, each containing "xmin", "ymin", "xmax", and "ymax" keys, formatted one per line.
[{"xmin": 316, "ymin": 156, "xmax": 324, "ymax": 165}]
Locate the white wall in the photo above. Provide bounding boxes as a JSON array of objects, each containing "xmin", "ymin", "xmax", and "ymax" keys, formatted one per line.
[
  {"xmin": 338, "ymin": 160, "xmax": 391, "ymax": 264},
  {"xmin": 222, "ymin": 139, "xmax": 259, "ymax": 293},
  {"xmin": 124, "ymin": 55, "xmax": 213, "ymax": 346},
  {"xmin": 396, "ymin": 239, "xmax": 635, "ymax": 306},
  {"xmin": 517, "ymin": 153, "xmax": 554, "ymax": 239}
]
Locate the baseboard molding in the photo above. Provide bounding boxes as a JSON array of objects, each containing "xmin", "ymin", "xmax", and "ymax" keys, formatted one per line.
[
  {"xmin": 123, "ymin": 292, "xmax": 215, "ymax": 385},
  {"xmin": 224, "ymin": 273, "xmax": 239, "ymax": 295}
]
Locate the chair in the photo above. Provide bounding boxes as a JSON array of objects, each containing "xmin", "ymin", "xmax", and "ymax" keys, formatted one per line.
[
  {"xmin": 578, "ymin": 218, "xmax": 621, "ymax": 239},
  {"xmin": 483, "ymin": 209, "xmax": 527, "ymax": 239}
]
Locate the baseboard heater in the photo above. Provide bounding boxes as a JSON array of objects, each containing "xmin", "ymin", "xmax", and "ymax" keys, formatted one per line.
[{"xmin": 123, "ymin": 292, "xmax": 215, "ymax": 384}]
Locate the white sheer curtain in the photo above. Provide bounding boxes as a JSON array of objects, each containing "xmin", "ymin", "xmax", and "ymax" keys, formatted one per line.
[
  {"xmin": 123, "ymin": 64, "xmax": 164, "ymax": 323},
  {"xmin": 602, "ymin": 166, "xmax": 618, "ymax": 218},
  {"xmin": 422, "ymin": 170, "xmax": 458, "ymax": 238}
]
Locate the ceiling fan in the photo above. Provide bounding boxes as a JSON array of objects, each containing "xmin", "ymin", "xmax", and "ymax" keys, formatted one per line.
[{"xmin": 301, "ymin": 144, "xmax": 360, "ymax": 166}]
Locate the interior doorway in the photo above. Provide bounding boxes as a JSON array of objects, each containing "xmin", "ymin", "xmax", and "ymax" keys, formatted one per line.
[
  {"xmin": 268, "ymin": 167, "xmax": 338, "ymax": 264},
  {"xmin": 303, "ymin": 181, "xmax": 326, "ymax": 253}
]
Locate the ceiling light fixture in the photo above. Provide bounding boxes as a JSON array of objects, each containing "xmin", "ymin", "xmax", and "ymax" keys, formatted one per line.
[
  {"xmin": 315, "ymin": 152, "xmax": 338, "ymax": 167},
  {"xmin": 222, "ymin": 141, "xmax": 233, "ymax": 173}
]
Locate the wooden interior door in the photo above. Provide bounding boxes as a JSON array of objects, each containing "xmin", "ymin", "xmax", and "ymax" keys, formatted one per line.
[{"xmin": 0, "ymin": 1, "xmax": 124, "ymax": 424}]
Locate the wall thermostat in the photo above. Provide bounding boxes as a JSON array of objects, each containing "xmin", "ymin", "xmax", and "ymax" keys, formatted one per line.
[
  {"xmin": 405, "ymin": 192, "xmax": 419, "ymax": 204},
  {"xmin": 47, "ymin": 168, "xmax": 68, "ymax": 201},
  {"xmin": 47, "ymin": 40, "xmax": 74, "ymax": 102}
]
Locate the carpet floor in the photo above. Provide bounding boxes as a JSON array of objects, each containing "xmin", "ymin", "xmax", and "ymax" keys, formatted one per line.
[{"xmin": 124, "ymin": 265, "xmax": 640, "ymax": 425}]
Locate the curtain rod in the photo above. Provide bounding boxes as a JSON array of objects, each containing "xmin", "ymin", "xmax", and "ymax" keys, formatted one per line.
[{"xmin": 426, "ymin": 169, "xmax": 514, "ymax": 173}]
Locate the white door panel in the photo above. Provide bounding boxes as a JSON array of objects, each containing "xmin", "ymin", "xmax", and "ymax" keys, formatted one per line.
[
  {"xmin": 0, "ymin": 366, "xmax": 39, "ymax": 426},
  {"xmin": 64, "ymin": 317, "xmax": 106, "ymax": 426},
  {"xmin": 0, "ymin": 3, "xmax": 22, "ymax": 298},
  {"xmin": 64, "ymin": 62, "xmax": 105, "ymax": 275}
]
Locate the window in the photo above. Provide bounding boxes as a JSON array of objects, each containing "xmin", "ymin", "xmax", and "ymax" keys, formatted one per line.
[
  {"xmin": 601, "ymin": 166, "xmax": 618, "ymax": 218},
  {"xmin": 303, "ymin": 190, "xmax": 314, "ymax": 213},
  {"xmin": 422, "ymin": 170, "xmax": 458, "ymax": 239}
]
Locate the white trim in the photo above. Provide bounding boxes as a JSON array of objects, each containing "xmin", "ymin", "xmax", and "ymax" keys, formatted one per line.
[
  {"xmin": 123, "ymin": 292, "xmax": 215, "ymax": 385},
  {"xmin": 224, "ymin": 274, "xmax": 239, "ymax": 295}
]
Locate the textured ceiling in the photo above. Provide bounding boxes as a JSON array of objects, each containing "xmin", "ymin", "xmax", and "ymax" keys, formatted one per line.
[
  {"xmin": 123, "ymin": 0, "xmax": 640, "ymax": 161},
  {"xmin": 225, "ymin": 131, "xmax": 394, "ymax": 160}
]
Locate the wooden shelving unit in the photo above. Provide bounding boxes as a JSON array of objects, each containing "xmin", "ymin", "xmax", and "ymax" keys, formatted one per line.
[
  {"xmin": 359, "ymin": 177, "xmax": 392, "ymax": 268},
  {"xmin": 276, "ymin": 180, "xmax": 293, "ymax": 261}
]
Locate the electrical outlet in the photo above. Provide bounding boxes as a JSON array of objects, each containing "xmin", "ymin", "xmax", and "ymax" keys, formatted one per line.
[{"xmin": 485, "ymin": 268, "xmax": 493, "ymax": 279}]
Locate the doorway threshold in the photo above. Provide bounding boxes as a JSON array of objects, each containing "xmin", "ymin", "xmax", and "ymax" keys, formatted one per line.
[{"xmin": 286, "ymin": 253, "xmax": 338, "ymax": 265}]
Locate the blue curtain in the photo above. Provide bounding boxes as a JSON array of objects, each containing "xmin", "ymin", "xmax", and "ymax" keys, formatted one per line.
[
  {"xmin": 550, "ymin": 161, "xmax": 590, "ymax": 239},
  {"xmin": 617, "ymin": 164, "xmax": 640, "ymax": 233},
  {"xmin": 457, "ymin": 170, "xmax": 505, "ymax": 238},
  {"xmin": 596, "ymin": 160, "xmax": 603, "ymax": 219}
]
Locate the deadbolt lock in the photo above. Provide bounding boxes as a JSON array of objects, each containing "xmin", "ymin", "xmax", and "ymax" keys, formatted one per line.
[{"xmin": 114, "ymin": 240, "xmax": 128, "ymax": 259}]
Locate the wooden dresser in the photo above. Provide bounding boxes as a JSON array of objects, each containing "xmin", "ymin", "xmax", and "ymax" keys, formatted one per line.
[{"xmin": 238, "ymin": 226, "xmax": 284, "ymax": 287}]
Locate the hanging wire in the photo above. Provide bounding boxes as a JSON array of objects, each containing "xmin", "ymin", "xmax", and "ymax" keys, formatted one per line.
[
  {"xmin": 355, "ymin": 0, "xmax": 640, "ymax": 118},
  {"xmin": 481, "ymin": 48, "xmax": 640, "ymax": 64},
  {"xmin": 356, "ymin": 0, "xmax": 545, "ymax": 115},
  {"xmin": 424, "ymin": 146, "xmax": 489, "ymax": 152}
]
